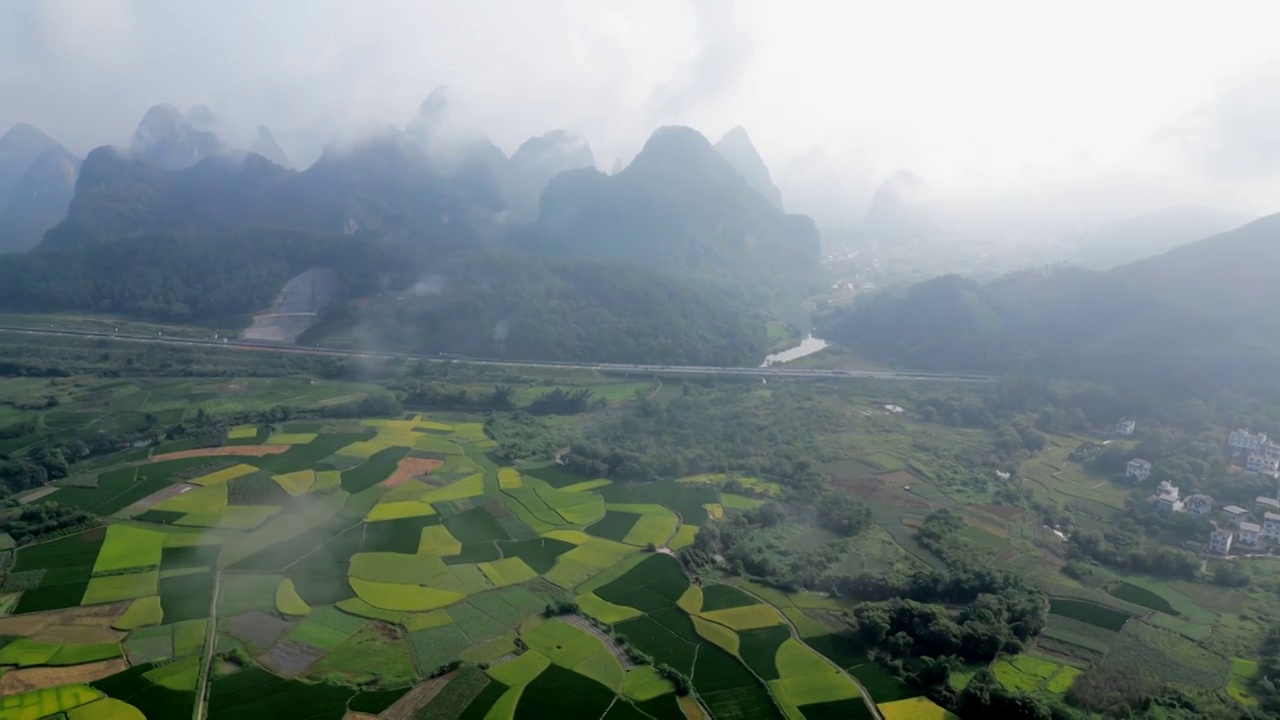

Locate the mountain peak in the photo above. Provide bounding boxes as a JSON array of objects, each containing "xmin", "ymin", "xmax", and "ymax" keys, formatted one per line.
[
  {"xmin": 714, "ymin": 126, "xmax": 783, "ymax": 209},
  {"xmin": 1, "ymin": 123, "xmax": 58, "ymax": 152},
  {"xmin": 0, "ymin": 123, "xmax": 64, "ymax": 208},
  {"xmin": 251, "ymin": 126, "xmax": 292, "ymax": 168},
  {"xmin": 129, "ymin": 104, "xmax": 225, "ymax": 170},
  {"xmin": 184, "ymin": 104, "xmax": 218, "ymax": 132}
]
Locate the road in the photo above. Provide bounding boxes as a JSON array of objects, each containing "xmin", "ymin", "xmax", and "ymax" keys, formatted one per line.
[
  {"xmin": 193, "ymin": 570, "xmax": 222, "ymax": 720},
  {"xmin": 0, "ymin": 325, "xmax": 997, "ymax": 384}
]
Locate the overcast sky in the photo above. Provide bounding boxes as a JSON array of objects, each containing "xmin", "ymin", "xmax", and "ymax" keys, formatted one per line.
[{"xmin": 4, "ymin": 0, "xmax": 1280, "ymax": 225}]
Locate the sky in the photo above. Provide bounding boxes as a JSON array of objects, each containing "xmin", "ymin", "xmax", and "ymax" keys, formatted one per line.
[{"xmin": 4, "ymin": 0, "xmax": 1280, "ymax": 229}]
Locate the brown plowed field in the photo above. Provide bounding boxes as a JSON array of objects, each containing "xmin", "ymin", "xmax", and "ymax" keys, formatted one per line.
[{"xmin": 382, "ymin": 458, "xmax": 444, "ymax": 488}]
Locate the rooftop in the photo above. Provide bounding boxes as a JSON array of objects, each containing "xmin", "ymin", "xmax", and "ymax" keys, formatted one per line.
[
  {"xmin": 1224, "ymin": 505, "xmax": 1248, "ymax": 514},
  {"xmin": 1267, "ymin": 512, "xmax": 1280, "ymax": 523},
  {"xmin": 1240, "ymin": 522, "xmax": 1262, "ymax": 533}
]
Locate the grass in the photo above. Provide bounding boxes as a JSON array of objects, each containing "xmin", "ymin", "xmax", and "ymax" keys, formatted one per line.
[
  {"xmin": 172, "ymin": 618, "xmax": 207, "ymax": 656},
  {"xmin": 308, "ymin": 623, "xmax": 417, "ymax": 686},
  {"xmin": 1048, "ymin": 597, "xmax": 1132, "ymax": 631},
  {"xmin": 621, "ymin": 665, "xmax": 675, "ymax": 701},
  {"xmin": 668, "ymin": 524, "xmax": 699, "ymax": 551},
  {"xmin": 287, "ymin": 606, "xmax": 366, "ymax": 650},
  {"xmin": 408, "ymin": 623, "xmax": 475, "ymax": 673},
  {"xmin": 677, "ymin": 585, "xmax": 703, "ymax": 614},
  {"xmin": 93, "ymin": 525, "xmax": 165, "ymax": 574},
  {"xmin": 153, "ymin": 483, "xmax": 228, "ymax": 514},
  {"xmin": 227, "ymin": 425, "xmax": 258, "ymax": 440},
  {"xmin": 737, "ymin": 625, "xmax": 793, "ymax": 680},
  {"xmin": 348, "ymin": 552, "xmax": 447, "ymax": 584},
  {"xmin": 271, "ymin": 470, "xmax": 315, "ymax": 496},
  {"xmin": 1109, "ymin": 581, "xmax": 1179, "ymax": 615},
  {"xmin": 350, "ymin": 578, "xmax": 464, "ymax": 612},
  {"xmin": 700, "ymin": 584, "xmax": 760, "ymax": 611},
  {"xmin": 543, "ymin": 540, "xmax": 638, "ymax": 589},
  {"xmin": 82, "ymin": 570, "xmax": 158, "ymax": 605},
  {"xmin": 0, "ymin": 637, "xmax": 60, "ymax": 665},
  {"xmin": 721, "ymin": 493, "xmax": 765, "ymax": 510},
  {"xmin": 366, "ymin": 500, "xmax": 437, "ymax": 521},
  {"xmin": 275, "ymin": 578, "xmax": 310, "ymax": 616},
  {"xmin": 67, "ymin": 698, "xmax": 146, "ymax": 720},
  {"xmin": 418, "ymin": 525, "xmax": 464, "ymax": 555},
  {"xmin": 113, "ymin": 595, "xmax": 164, "ymax": 629},
  {"xmin": 700, "ymin": 604, "xmax": 783, "ymax": 631},
  {"xmin": 509, "ymin": 663, "xmax": 616, "ymax": 719},
  {"xmin": 576, "ymin": 591, "xmax": 644, "ymax": 624},
  {"xmin": 586, "ymin": 512, "xmax": 642, "ymax": 542},
  {"xmin": 524, "ymin": 618, "xmax": 606, "ymax": 668}
]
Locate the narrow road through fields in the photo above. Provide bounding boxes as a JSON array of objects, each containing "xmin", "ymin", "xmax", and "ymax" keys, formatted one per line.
[
  {"xmin": 735, "ymin": 585, "xmax": 885, "ymax": 720},
  {"xmin": 193, "ymin": 570, "xmax": 223, "ymax": 720}
]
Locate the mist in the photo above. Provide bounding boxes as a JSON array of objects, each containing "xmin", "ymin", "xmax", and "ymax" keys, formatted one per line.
[{"xmin": 5, "ymin": 0, "xmax": 1280, "ymax": 236}]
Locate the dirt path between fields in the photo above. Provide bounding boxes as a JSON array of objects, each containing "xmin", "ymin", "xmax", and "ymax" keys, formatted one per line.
[
  {"xmin": 193, "ymin": 570, "xmax": 222, "ymax": 720},
  {"xmin": 154, "ymin": 445, "xmax": 289, "ymax": 461},
  {"xmin": 735, "ymin": 585, "xmax": 884, "ymax": 720}
]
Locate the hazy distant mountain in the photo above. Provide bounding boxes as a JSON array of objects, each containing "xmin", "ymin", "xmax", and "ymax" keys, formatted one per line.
[
  {"xmin": 821, "ymin": 210, "xmax": 1280, "ymax": 384},
  {"xmin": 183, "ymin": 104, "xmax": 219, "ymax": 133},
  {"xmin": 0, "ymin": 123, "xmax": 60, "ymax": 204},
  {"xmin": 533, "ymin": 125, "xmax": 820, "ymax": 279},
  {"xmin": 42, "ymin": 126, "xmax": 474, "ymax": 250},
  {"xmin": 778, "ymin": 148, "xmax": 873, "ymax": 228},
  {"xmin": 250, "ymin": 126, "xmax": 292, "ymax": 169},
  {"xmin": 405, "ymin": 87, "xmax": 508, "ymax": 211},
  {"xmin": 506, "ymin": 130, "xmax": 595, "ymax": 220},
  {"xmin": 862, "ymin": 170, "xmax": 940, "ymax": 242},
  {"xmin": 0, "ymin": 145, "xmax": 81, "ymax": 252},
  {"xmin": 1063, "ymin": 205, "xmax": 1255, "ymax": 270},
  {"xmin": 714, "ymin": 126, "xmax": 783, "ymax": 209},
  {"xmin": 129, "ymin": 104, "xmax": 226, "ymax": 170}
]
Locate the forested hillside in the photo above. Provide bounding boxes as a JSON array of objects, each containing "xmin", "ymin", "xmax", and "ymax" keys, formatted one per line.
[{"xmin": 820, "ymin": 212, "xmax": 1280, "ymax": 384}]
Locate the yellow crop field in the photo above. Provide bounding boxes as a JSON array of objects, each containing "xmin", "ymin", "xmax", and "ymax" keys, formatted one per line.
[
  {"xmin": 265, "ymin": 432, "xmax": 317, "ymax": 445},
  {"xmin": 153, "ymin": 484, "xmax": 227, "ymax": 514},
  {"xmin": 568, "ymin": 538, "xmax": 638, "ymax": 569},
  {"xmin": 82, "ymin": 570, "xmax": 158, "ymax": 605},
  {"xmin": 702, "ymin": 503, "xmax": 724, "ymax": 520},
  {"xmin": 189, "ymin": 463, "xmax": 257, "ymax": 486},
  {"xmin": 0, "ymin": 685, "xmax": 103, "ymax": 720},
  {"xmin": 772, "ymin": 639, "xmax": 860, "ymax": 706},
  {"xmin": 879, "ymin": 696, "xmax": 959, "ymax": 720},
  {"xmin": 677, "ymin": 585, "xmax": 703, "ymax": 614},
  {"xmin": 336, "ymin": 440, "xmax": 395, "ymax": 459},
  {"xmin": 478, "ymin": 558, "xmax": 538, "ymax": 588},
  {"xmin": 692, "ymin": 616, "xmax": 739, "ymax": 655},
  {"xmin": 417, "ymin": 526, "xmax": 462, "ymax": 556},
  {"xmin": 313, "ymin": 470, "xmax": 342, "ymax": 491},
  {"xmin": 487, "ymin": 651, "xmax": 550, "ymax": 687},
  {"xmin": 623, "ymin": 514, "xmax": 677, "ymax": 547},
  {"xmin": 544, "ymin": 529, "xmax": 591, "ymax": 545},
  {"xmin": 419, "ymin": 473, "xmax": 484, "ymax": 504},
  {"xmin": 93, "ymin": 525, "xmax": 165, "ymax": 574},
  {"xmin": 275, "ymin": 578, "xmax": 310, "ymax": 616},
  {"xmin": 668, "ymin": 525, "xmax": 699, "ymax": 550},
  {"xmin": 349, "ymin": 578, "xmax": 463, "ymax": 612},
  {"xmin": 498, "ymin": 468, "xmax": 522, "ymax": 489},
  {"xmin": 227, "ymin": 425, "xmax": 258, "ymax": 440},
  {"xmin": 348, "ymin": 552, "xmax": 447, "ymax": 585},
  {"xmin": 112, "ymin": 596, "xmax": 163, "ymax": 630},
  {"xmin": 621, "ymin": 666, "xmax": 675, "ymax": 701},
  {"xmin": 575, "ymin": 591, "xmax": 642, "ymax": 623},
  {"xmin": 67, "ymin": 698, "xmax": 145, "ymax": 720},
  {"xmin": 366, "ymin": 500, "xmax": 436, "ymax": 522},
  {"xmin": 272, "ymin": 470, "xmax": 315, "ymax": 496},
  {"xmin": 700, "ymin": 604, "xmax": 783, "ymax": 631},
  {"xmin": 561, "ymin": 479, "xmax": 612, "ymax": 493},
  {"xmin": 403, "ymin": 609, "xmax": 452, "ymax": 631}
]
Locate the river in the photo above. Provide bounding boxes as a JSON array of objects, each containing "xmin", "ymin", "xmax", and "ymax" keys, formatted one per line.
[{"xmin": 760, "ymin": 335, "xmax": 829, "ymax": 367}]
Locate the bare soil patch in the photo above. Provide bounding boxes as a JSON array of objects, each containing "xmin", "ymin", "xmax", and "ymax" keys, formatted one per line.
[
  {"xmin": 153, "ymin": 445, "xmax": 289, "ymax": 461},
  {"xmin": 120, "ymin": 482, "xmax": 199, "ymax": 516},
  {"xmin": 0, "ymin": 658, "xmax": 127, "ymax": 694},
  {"xmin": 832, "ymin": 470, "xmax": 933, "ymax": 513},
  {"xmin": 381, "ymin": 671, "xmax": 457, "ymax": 720},
  {"xmin": 259, "ymin": 638, "xmax": 325, "ymax": 676},
  {"xmin": 382, "ymin": 458, "xmax": 444, "ymax": 489},
  {"xmin": 228, "ymin": 611, "xmax": 294, "ymax": 650},
  {"xmin": 16, "ymin": 486, "xmax": 59, "ymax": 504},
  {"xmin": 0, "ymin": 603, "xmax": 129, "ymax": 644}
]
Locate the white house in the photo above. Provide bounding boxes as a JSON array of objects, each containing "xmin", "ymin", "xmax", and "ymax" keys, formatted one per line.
[
  {"xmin": 1153, "ymin": 481, "xmax": 1182, "ymax": 513},
  {"xmin": 1223, "ymin": 505, "xmax": 1250, "ymax": 526},
  {"xmin": 1265, "ymin": 442, "xmax": 1280, "ymax": 461},
  {"xmin": 1256, "ymin": 496, "xmax": 1280, "ymax": 513},
  {"xmin": 1183, "ymin": 493, "xmax": 1214, "ymax": 516},
  {"xmin": 1238, "ymin": 522, "xmax": 1262, "ymax": 547},
  {"xmin": 1265, "ymin": 512, "xmax": 1280, "ymax": 542},
  {"xmin": 1210, "ymin": 527, "xmax": 1234, "ymax": 555},
  {"xmin": 1126, "ymin": 459, "xmax": 1152, "ymax": 481},
  {"xmin": 1230, "ymin": 429, "xmax": 1269, "ymax": 452},
  {"xmin": 1247, "ymin": 453, "xmax": 1280, "ymax": 477},
  {"xmin": 1115, "ymin": 419, "xmax": 1136, "ymax": 437}
]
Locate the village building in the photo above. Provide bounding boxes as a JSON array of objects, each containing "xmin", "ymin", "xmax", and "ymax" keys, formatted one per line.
[
  {"xmin": 1265, "ymin": 512, "xmax": 1280, "ymax": 542},
  {"xmin": 1153, "ymin": 480, "xmax": 1182, "ymax": 513},
  {"xmin": 1115, "ymin": 419, "xmax": 1136, "ymax": 437},
  {"xmin": 1238, "ymin": 522, "xmax": 1263, "ymax": 547},
  {"xmin": 1222, "ymin": 505, "xmax": 1250, "ymax": 526},
  {"xmin": 1230, "ymin": 428, "xmax": 1269, "ymax": 452},
  {"xmin": 1256, "ymin": 496, "xmax": 1280, "ymax": 513},
  {"xmin": 1247, "ymin": 453, "xmax": 1280, "ymax": 477},
  {"xmin": 1125, "ymin": 458, "xmax": 1152, "ymax": 482},
  {"xmin": 1210, "ymin": 527, "xmax": 1234, "ymax": 555},
  {"xmin": 1183, "ymin": 493, "xmax": 1214, "ymax": 516}
]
